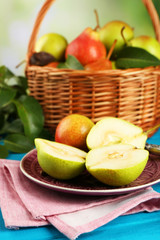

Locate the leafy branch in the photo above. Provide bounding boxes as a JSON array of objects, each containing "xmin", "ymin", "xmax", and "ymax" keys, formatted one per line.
[{"xmin": 0, "ymin": 65, "xmax": 51, "ymax": 158}]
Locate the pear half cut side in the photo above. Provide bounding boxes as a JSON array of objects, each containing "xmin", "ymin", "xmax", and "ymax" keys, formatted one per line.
[
  {"xmin": 86, "ymin": 117, "xmax": 147, "ymax": 149},
  {"xmin": 35, "ymin": 138, "xmax": 87, "ymax": 180},
  {"xmin": 86, "ymin": 143, "xmax": 149, "ymax": 186}
]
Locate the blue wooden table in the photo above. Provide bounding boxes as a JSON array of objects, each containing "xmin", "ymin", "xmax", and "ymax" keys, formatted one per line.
[{"xmin": 0, "ymin": 129, "xmax": 160, "ymax": 240}]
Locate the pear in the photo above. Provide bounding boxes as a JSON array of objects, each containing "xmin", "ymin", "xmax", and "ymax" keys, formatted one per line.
[
  {"xmin": 84, "ymin": 40, "xmax": 117, "ymax": 71},
  {"xmin": 86, "ymin": 143, "xmax": 149, "ymax": 186},
  {"xmin": 55, "ymin": 114, "xmax": 94, "ymax": 151},
  {"xmin": 86, "ymin": 117, "xmax": 147, "ymax": 150},
  {"xmin": 99, "ymin": 20, "xmax": 134, "ymax": 59},
  {"xmin": 84, "ymin": 58, "xmax": 112, "ymax": 71},
  {"xmin": 65, "ymin": 27, "xmax": 106, "ymax": 66},
  {"xmin": 129, "ymin": 35, "xmax": 160, "ymax": 59},
  {"xmin": 35, "ymin": 33, "xmax": 68, "ymax": 61},
  {"xmin": 35, "ymin": 138, "xmax": 86, "ymax": 180}
]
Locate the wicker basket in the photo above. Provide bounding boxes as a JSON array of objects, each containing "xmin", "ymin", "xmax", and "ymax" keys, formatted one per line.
[{"xmin": 25, "ymin": 0, "xmax": 160, "ymax": 133}]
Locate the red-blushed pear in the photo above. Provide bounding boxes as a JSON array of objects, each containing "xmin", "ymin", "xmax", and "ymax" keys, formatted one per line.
[
  {"xmin": 129, "ymin": 35, "xmax": 160, "ymax": 59},
  {"xmin": 84, "ymin": 40, "xmax": 117, "ymax": 71},
  {"xmin": 65, "ymin": 27, "xmax": 107, "ymax": 66},
  {"xmin": 55, "ymin": 114, "xmax": 94, "ymax": 151}
]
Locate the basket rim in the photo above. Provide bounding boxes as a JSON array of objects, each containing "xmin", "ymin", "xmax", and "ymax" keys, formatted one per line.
[{"xmin": 26, "ymin": 64, "xmax": 160, "ymax": 76}]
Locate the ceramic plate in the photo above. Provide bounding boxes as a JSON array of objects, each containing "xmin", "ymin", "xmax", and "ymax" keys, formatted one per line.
[{"xmin": 20, "ymin": 149, "xmax": 160, "ymax": 196}]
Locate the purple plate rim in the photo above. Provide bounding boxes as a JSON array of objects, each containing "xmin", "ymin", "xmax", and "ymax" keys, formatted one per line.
[{"xmin": 20, "ymin": 149, "xmax": 160, "ymax": 196}]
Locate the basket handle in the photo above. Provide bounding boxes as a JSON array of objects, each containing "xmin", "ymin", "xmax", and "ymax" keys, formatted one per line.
[
  {"xmin": 26, "ymin": 0, "xmax": 160, "ymax": 62},
  {"xmin": 142, "ymin": 0, "xmax": 160, "ymax": 42},
  {"xmin": 27, "ymin": 0, "xmax": 56, "ymax": 61}
]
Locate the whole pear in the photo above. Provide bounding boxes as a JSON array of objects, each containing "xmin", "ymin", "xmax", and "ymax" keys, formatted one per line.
[
  {"xmin": 84, "ymin": 39, "xmax": 117, "ymax": 71},
  {"xmin": 55, "ymin": 114, "xmax": 94, "ymax": 150},
  {"xmin": 129, "ymin": 35, "xmax": 160, "ymax": 59},
  {"xmin": 35, "ymin": 33, "xmax": 68, "ymax": 61},
  {"xmin": 99, "ymin": 20, "xmax": 134, "ymax": 58},
  {"xmin": 65, "ymin": 27, "xmax": 107, "ymax": 66}
]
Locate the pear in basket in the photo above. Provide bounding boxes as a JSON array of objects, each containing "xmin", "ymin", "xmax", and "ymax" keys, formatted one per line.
[
  {"xmin": 129, "ymin": 35, "xmax": 160, "ymax": 59},
  {"xmin": 84, "ymin": 40, "xmax": 117, "ymax": 70},
  {"xmin": 35, "ymin": 32, "xmax": 68, "ymax": 61},
  {"xmin": 99, "ymin": 20, "xmax": 134, "ymax": 59},
  {"xmin": 65, "ymin": 27, "xmax": 107, "ymax": 66}
]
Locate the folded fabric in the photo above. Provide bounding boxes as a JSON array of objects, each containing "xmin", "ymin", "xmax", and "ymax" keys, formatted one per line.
[{"xmin": 0, "ymin": 159, "xmax": 160, "ymax": 240}]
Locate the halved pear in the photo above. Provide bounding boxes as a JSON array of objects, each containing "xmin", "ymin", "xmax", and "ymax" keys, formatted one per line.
[
  {"xmin": 35, "ymin": 138, "xmax": 87, "ymax": 180},
  {"xmin": 86, "ymin": 117, "xmax": 147, "ymax": 149},
  {"xmin": 86, "ymin": 144, "xmax": 149, "ymax": 186}
]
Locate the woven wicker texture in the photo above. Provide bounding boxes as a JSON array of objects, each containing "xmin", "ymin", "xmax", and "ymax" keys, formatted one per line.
[{"xmin": 26, "ymin": 0, "xmax": 160, "ymax": 132}]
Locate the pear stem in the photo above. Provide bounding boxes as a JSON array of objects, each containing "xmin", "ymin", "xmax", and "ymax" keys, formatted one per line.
[
  {"xmin": 121, "ymin": 26, "xmax": 128, "ymax": 45},
  {"xmin": 145, "ymin": 123, "xmax": 160, "ymax": 136},
  {"xmin": 16, "ymin": 59, "xmax": 26, "ymax": 68},
  {"xmin": 94, "ymin": 9, "xmax": 101, "ymax": 31},
  {"xmin": 106, "ymin": 39, "xmax": 117, "ymax": 60}
]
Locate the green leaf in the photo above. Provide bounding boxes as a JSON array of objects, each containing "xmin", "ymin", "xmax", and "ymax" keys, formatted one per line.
[
  {"xmin": 5, "ymin": 119, "xmax": 24, "ymax": 134},
  {"xmin": 0, "ymin": 145, "xmax": 9, "ymax": 158},
  {"xmin": 0, "ymin": 111, "xmax": 5, "ymax": 130},
  {"xmin": 2, "ymin": 102, "xmax": 17, "ymax": 117},
  {"xmin": 4, "ymin": 75, "xmax": 28, "ymax": 92},
  {"xmin": 58, "ymin": 55, "xmax": 84, "ymax": 70},
  {"xmin": 4, "ymin": 134, "xmax": 34, "ymax": 153},
  {"xmin": 116, "ymin": 47, "xmax": 160, "ymax": 69},
  {"xmin": 38, "ymin": 128, "xmax": 53, "ymax": 140},
  {"xmin": 18, "ymin": 76, "xmax": 28, "ymax": 91},
  {"xmin": 0, "ymin": 65, "xmax": 14, "ymax": 84},
  {"xmin": 0, "ymin": 66, "xmax": 28, "ymax": 96},
  {"xmin": 14, "ymin": 95, "xmax": 44, "ymax": 141},
  {"xmin": 0, "ymin": 121, "xmax": 10, "ymax": 135},
  {"xmin": 4, "ymin": 76, "xmax": 21, "ymax": 87},
  {"xmin": 0, "ymin": 87, "xmax": 17, "ymax": 108}
]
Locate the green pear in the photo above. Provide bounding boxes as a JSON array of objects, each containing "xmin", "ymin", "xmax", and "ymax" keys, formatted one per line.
[
  {"xmin": 86, "ymin": 143, "xmax": 149, "ymax": 186},
  {"xmin": 86, "ymin": 117, "xmax": 147, "ymax": 149},
  {"xmin": 99, "ymin": 20, "xmax": 134, "ymax": 59},
  {"xmin": 35, "ymin": 138, "xmax": 86, "ymax": 180},
  {"xmin": 129, "ymin": 35, "xmax": 160, "ymax": 59},
  {"xmin": 35, "ymin": 33, "xmax": 68, "ymax": 61}
]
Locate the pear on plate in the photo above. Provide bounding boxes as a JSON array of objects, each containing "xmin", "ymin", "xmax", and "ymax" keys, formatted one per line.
[
  {"xmin": 86, "ymin": 143, "xmax": 149, "ymax": 186},
  {"xmin": 86, "ymin": 117, "xmax": 147, "ymax": 150},
  {"xmin": 55, "ymin": 114, "xmax": 94, "ymax": 151},
  {"xmin": 35, "ymin": 138, "xmax": 87, "ymax": 180}
]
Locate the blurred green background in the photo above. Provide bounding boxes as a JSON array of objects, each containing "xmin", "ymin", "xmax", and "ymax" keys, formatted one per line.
[{"xmin": 0, "ymin": 0, "xmax": 156, "ymax": 75}]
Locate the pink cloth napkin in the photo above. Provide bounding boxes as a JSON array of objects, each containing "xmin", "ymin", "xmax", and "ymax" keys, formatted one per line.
[{"xmin": 0, "ymin": 159, "xmax": 160, "ymax": 240}]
